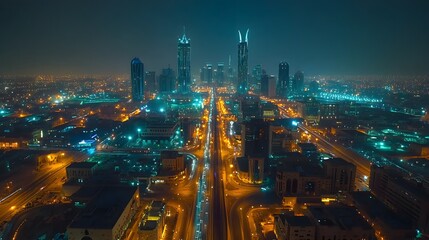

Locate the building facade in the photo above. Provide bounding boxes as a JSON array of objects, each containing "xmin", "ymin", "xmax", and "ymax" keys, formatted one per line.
[
  {"xmin": 131, "ymin": 57, "xmax": 144, "ymax": 101},
  {"xmin": 159, "ymin": 67, "xmax": 176, "ymax": 93},
  {"xmin": 274, "ymin": 215, "xmax": 316, "ymax": 240},
  {"xmin": 178, "ymin": 32, "xmax": 191, "ymax": 93},
  {"xmin": 369, "ymin": 165, "xmax": 429, "ymax": 235},
  {"xmin": 278, "ymin": 62, "xmax": 290, "ymax": 98},
  {"xmin": 237, "ymin": 29, "xmax": 249, "ymax": 94}
]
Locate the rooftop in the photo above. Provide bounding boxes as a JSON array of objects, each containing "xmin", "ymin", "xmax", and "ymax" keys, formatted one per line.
[
  {"xmin": 308, "ymin": 205, "xmax": 372, "ymax": 230},
  {"xmin": 139, "ymin": 220, "xmax": 158, "ymax": 231},
  {"xmin": 279, "ymin": 215, "xmax": 313, "ymax": 227},
  {"xmin": 351, "ymin": 191, "xmax": 413, "ymax": 229},
  {"xmin": 67, "ymin": 161, "xmax": 97, "ymax": 169},
  {"xmin": 68, "ymin": 186, "xmax": 138, "ymax": 229}
]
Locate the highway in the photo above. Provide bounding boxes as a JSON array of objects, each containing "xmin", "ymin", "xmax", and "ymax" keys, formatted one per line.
[
  {"xmin": 276, "ymin": 103, "xmax": 371, "ymax": 189},
  {"xmin": 208, "ymin": 93, "xmax": 228, "ymax": 240},
  {"xmin": 0, "ymin": 151, "xmax": 87, "ymax": 239}
]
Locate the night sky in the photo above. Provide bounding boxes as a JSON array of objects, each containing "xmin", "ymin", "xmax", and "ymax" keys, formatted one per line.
[{"xmin": 1, "ymin": 0, "xmax": 429, "ymax": 76}]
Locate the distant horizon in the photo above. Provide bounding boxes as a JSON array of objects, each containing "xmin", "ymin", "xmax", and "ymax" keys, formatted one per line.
[{"xmin": 1, "ymin": 0, "xmax": 429, "ymax": 76}]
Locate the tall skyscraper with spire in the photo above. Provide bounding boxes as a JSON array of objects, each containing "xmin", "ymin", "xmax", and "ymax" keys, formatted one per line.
[
  {"xmin": 278, "ymin": 61, "xmax": 290, "ymax": 98},
  {"xmin": 177, "ymin": 29, "xmax": 191, "ymax": 93},
  {"xmin": 237, "ymin": 29, "xmax": 249, "ymax": 94},
  {"xmin": 130, "ymin": 57, "xmax": 144, "ymax": 102}
]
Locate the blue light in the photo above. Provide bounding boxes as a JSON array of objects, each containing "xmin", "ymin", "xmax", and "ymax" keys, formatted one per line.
[{"xmin": 292, "ymin": 120, "xmax": 298, "ymax": 126}]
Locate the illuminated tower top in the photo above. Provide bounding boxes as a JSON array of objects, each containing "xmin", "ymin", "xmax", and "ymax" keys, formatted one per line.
[
  {"xmin": 178, "ymin": 28, "xmax": 191, "ymax": 93},
  {"xmin": 237, "ymin": 29, "xmax": 249, "ymax": 94}
]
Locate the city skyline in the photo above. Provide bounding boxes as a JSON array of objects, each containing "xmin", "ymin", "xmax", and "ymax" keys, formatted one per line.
[
  {"xmin": 1, "ymin": 0, "xmax": 429, "ymax": 76},
  {"xmin": 1, "ymin": 1, "xmax": 429, "ymax": 240}
]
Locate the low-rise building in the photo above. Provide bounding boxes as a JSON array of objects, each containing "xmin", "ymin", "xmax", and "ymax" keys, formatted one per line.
[
  {"xmin": 324, "ymin": 158, "xmax": 356, "ymax": 193},
  {"xmin": 66, "ymin": 162, "xmax": 98, "ymax": 183},
  {"xmin": 275, "ymin": 160, "xmax": 330, "ymax": 197},
  {"xmin": 67, "ymin": 186, "xmax": 139, "ymax": 240},
  {"xmin": 307, "ymin": 206, "xmax": 375, "ymax": 240},
  {"xmin": 274, "ymin": 214, "xmax": 315, "ymax": 240},
  {"xmin": 161, "ymin": 150, "xmax": 185, "ymax": 172},
  {"xmin": 351, "ymin": 191, "xmax": 415, "ymax": 240}
]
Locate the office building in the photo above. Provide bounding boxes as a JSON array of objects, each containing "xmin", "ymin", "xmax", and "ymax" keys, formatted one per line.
[
  {"xmin": 216, "ymin": 63, "xmax": 225, "ymax": 86},
  {"xmin": 237, "ymin": 29, "xmax": 249, "ymax": 94},
  {"xmin": 131, "ymin": 57, "xmax": 144, "ymax": 101},
  {"xmin": 67, "ymin": 186, "xmax": 139, "ymax": 240},
  {"xmin": 275, "ymin": 157, "xmax": 356, "ymax": 197},
  {"xmin": 293, "ymin": 70, "xmax": 304, "ymax": 96},
  {"xmin": 241, "ymin": 118, "xmax": 269, "ymax": 157},
  {"xmin": 251, "ymin": 64, "xmax": 262, "ymax": 89},
  {"xmin": 227, "ymin": 54, "xmax": 235, "ymax": 84},
  {"xmin": 159, "ymin": 67, "xmax": 176, "ymax": 93},
  {"xmin": 275, "ymin": 160, "xmax": 330, "ymax": 197},
  {"xmin": 236, "ymin": 155, "xmax": 265, "ymax": 184},
  {"xmin": 261, "ymin": 72, "xmax": 276, "ymax": 98},
  {"xmin": 369, "ymin": 165, "xmax": 429, "ymax": 234},
  {"xmin": 145, "ymin": 71, "xmax": 156, "ymax": 95},
  {"xmin": 177, "ymin": 31, "xmax": 191, "ymax": 93},
  {"xmin": 239, "ymin": 95, "xmax": 261, "ymax": 121},
  {"xmin": 278, "ymin": 62, "xmax": 290, "ymax": 98},
  {"xmin": 204, "ymin": 63, "xmax": 213, "ymax": 84},
  {"xmin": 352, "ymin": 191, "xmax": 415, "ymax": 240},
  {"xmin": 324, "ymin": 158, "xmax": 356, "ymax": 193}
]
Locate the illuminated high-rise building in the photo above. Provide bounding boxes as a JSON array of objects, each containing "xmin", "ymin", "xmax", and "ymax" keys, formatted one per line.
[
  {"xmin": 145, "ymin": 71, "xmax": 156, "ymax": 95},
  {"xmin": 237, "ymin": 29, "xmax": 249, "ymax": 94},
  {"xmin": 278, "ymin": 62, "xmax": 290, "ymax": 98},
  {"xmin": 251, "ymin": 64, "xmax": 262, "ymax": 90},
  {"xmin": 159, "ymin": 67, "xmax": 176, "ymax": 93},
  {"xmin": 216, "ymin": 63, "xmax": 225, "ymax": 86},
  {"xmin": 177, "ymin": 30, "xmax": 191, "ymax": 93},
  {"xmin": 131, "ymin": 57, "xmax": 144, "ymax": 102},
  {"xmin": 205, "ymin": 63, "xmax": 213, "ymax": 84},
  {"xmin": 293, "ymin": 70, "xmax": 304, "ymax": 96}
]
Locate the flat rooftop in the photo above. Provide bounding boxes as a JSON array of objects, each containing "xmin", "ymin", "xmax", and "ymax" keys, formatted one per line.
[
  {"xmin": 279, "ymin": 215, "xmax": 313, "ymax": 227},
  {"xmin": 308, "ymin": 205, "xmax": 372, "ymax": 230},
  {"xmin": 351, "ymin": 191, "xmax": 412, "ymax": 229},
  {"xmin": 67, "ymin": 161, "xmax": 97, "ymax": 169},
  {"xmin": 68, "ymin": 186, "xmax": 137, "ymax": 229}
]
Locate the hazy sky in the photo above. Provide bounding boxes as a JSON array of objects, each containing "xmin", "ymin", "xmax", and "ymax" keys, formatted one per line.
[{"xmin": 1, "ymin": 0, "xmax": 429, "ymax": 76}]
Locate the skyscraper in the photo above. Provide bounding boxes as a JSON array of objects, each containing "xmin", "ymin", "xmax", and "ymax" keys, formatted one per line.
[
  {"xmin": 237, "ymin": 29, "xmax": 249, "ymax": 94},
  {"xmin": 261, "ymin": 72, "xmax": 276, "ymax": 98},
  {"xmin": 177, "ymin": 30, "xmax": 191, "ymax": 93},
  {"xmin": 293, "ymin": 70, "xmax": 304, "ymax": 96},
  {"xmin": 251, "ymin": 64, "xmax": 262, "ymax": 90},
  {"xmin": 145, "ymin": 71, "xmax": 156, "ymax": 95},
  {"xmin": 278, "ymin": 62, "xmax": 290, "ymax": 98},
  {"xmin": 216, "ymin": 63, "xmax": 225, "ymax": 86},
  {"xmin": 159, "ymin": 67, "xmax": 176, "ymax": 93},
  {"xmin": 131, "ymin": 57, "xmax": 144, "ymax": 102},
  {"xmin": 227, "ymin": 55, "xmax": 234, "ymax": 85},
  {"xmin": 204, "ymin": 63, "xmax": 213, "ymax": 84}
]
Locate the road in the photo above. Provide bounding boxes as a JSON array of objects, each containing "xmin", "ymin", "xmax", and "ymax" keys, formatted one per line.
[
  {"xmin": 276, "ymin": 104, "xmax": 371, "ymax": 190},
  {"xmin": 0, "ymin": 151, "xmax": 87, "ymax": 239},
  {"xmin": 208, "ymin": 92, "xmax": 227, "ymax": 240}
]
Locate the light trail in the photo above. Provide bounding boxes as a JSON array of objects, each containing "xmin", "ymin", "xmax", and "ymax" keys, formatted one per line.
[
  {"xmin": 0, "ymin": 188, "xmax": 22, "ymax": 204},
  {"xmin": 193, "ymin": 89, "xmax": 214, "ymax": 239}
]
